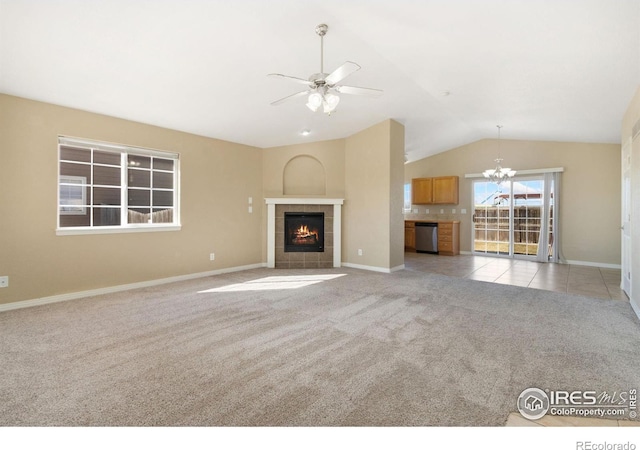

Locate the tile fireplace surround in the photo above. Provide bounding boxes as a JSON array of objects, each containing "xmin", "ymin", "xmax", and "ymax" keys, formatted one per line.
[{"xmin": 265, "ymin": 198, "xmax": 343, "ymax": 269}]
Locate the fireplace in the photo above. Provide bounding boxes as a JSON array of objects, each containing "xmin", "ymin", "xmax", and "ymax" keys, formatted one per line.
[
  {"xmin": 284, "ymin": 212, "xmax": 324, "ymax": 252},
  {"xmin": 265, "ymin": 198, "xmax": 342, "ymax": 269}
]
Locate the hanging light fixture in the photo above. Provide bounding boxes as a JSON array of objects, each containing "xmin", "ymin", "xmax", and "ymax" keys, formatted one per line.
[
  {"xmin": 305, "ymin": 86, "xmax": 340, "ymax": 114},
  {"xmin": 269, "ymin": 23, "xmax": 382, "ymax": 116},
  {"xmin": 483, "ymin": 125, "xmax": 516, "ymax": 185}
]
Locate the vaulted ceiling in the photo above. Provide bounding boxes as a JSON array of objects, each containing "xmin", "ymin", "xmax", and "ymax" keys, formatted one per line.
[{"xmin": 1, "ymin": 0, "xmax": 638, "ymax": 162}]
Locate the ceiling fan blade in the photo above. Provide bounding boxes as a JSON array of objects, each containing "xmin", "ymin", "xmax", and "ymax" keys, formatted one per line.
[
  {"xmin": 268, "ymin": 73, "xmax": 313, "ymax": 86},
  {"xmin": 324, "ymin": 61, "xmax": 361, "ymax": 85},
  {"xmin": 270, "ymin": 90, "xmax": 309, "ymax": 106},
  {"xmin": 335, "ymin": 85, "xmax": 383, "ymax": 97}
]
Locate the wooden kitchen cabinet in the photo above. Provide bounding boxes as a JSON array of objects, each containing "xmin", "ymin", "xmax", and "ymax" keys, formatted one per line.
[
  {"xmin": 411, "ymin": 176, "xmax": 459, "ymax": 205},
  {"xmin": 404, "ymin": 220, "xmax": 460, "ymax": 255},
  {"xmin": 411, "ymin": 178, "xmax": 433, "ymax": 205},
  {"xmin": 404, "ymin": 221, "xmax": 415, "ymax": 250},
  {"xmin": 432, "ymin": 176, "xmax": 459, "ymax": 204},
  {"xmin": 437, "ymin": 221, "xmax": 460, "ymax": 256}
]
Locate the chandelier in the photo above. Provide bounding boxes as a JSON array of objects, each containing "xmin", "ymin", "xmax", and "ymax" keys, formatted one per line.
[{"xmin": 483, "ymin": 125, "xmax": 516, "ymax": 185}]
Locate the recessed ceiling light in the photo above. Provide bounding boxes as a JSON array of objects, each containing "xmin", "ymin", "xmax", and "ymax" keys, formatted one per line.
[{"xmin": 301, "ymin": 129, "xmax": 311, "ymax": 136}]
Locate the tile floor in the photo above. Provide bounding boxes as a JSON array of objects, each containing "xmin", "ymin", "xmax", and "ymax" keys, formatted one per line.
[
  {"xmin": 404, "ymin": 252, "xmax": 628, "ymax": 301},
  {"xmin": 404, "ymin": 252, "xmax": 636, "ymax": 427}
]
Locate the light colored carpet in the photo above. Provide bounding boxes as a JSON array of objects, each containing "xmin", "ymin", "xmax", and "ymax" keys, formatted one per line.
[{"xmin": 1, "ymin": 267, "xmax": 639, "ymax": 426}]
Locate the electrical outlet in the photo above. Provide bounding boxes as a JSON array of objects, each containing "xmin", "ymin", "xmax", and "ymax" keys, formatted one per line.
[
  {"xmin": 452, "ymin": 208, "xmax": 456, "ymax": 214},
  {"xmin": 248, "ymin": 206, "xmax": 253, "ymax": 213},
  {"xmin": 425, "ymin": 209, "xmax": 429, "ymax": 214},
  {"xmin": 0, "ymin": 276, "xmax": 8, "ymax": 288},
  {"xmin": 248, "ymin": 197, "xmax": 253, "ymax": 204},
  {"xmin": 440, "ymin": 209, "xmax": 444, "ymax": 214},
  {"xmin": 358, "ymin": 249, "xmax": 363, "ymax": 256},
  {"xmin": 209, "ymin": 253, "xmax": 215, "ymax": 261},
  {"xmin": 461, "ymin": 208, "xmax": 467, "ymax": 214}
]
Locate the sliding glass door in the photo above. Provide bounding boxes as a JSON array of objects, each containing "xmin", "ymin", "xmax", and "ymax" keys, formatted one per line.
[
  {"xmin": 473, "ymin": 174, "xmax": 557, "ymax": 261},
  {"xmin": 473, "ymin": 180, "xmax": 512, "ymax": 256}
]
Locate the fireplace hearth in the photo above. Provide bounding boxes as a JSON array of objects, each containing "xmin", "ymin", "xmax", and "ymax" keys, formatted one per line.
[{"xmin": 284, "ymin": 212, "xmax": 324, "ymax": 252}]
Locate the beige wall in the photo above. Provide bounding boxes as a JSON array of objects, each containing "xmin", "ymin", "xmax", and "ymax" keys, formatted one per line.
[
  {"xmin": 0, "ymin": 94, "xmax": 264, "ymax": 305},
  {"xmin": 0, "ymin": 95, "xmax": 406, "ymax": 306},
  {"xmin": 262, "ymin": 120, "xmax": 405, "ymax": 271},
  {"xmin": 405, "ymin": 139, "xmax": 621, "ymax": 265},
  {"xmin": 262, "ymin": 139, "xmax": 346, "ymax": 198},
  {"xmin": 389, "ymin": 120, "xmax": 406, "ymax": 269},
  {"xmin": 344, "ymin": 119, "xmax": 405, "ymax": 270}
]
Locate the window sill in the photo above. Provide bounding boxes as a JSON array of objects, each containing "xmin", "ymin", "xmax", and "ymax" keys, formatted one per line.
[{"xmin": 56, "ymin": 225, "xmax": 181, "ymax": 236}]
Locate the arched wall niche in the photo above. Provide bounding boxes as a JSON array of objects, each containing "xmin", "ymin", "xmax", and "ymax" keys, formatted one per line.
[{"xmin": 282, "ymin": 154, "xmax": 326, "ymax": 195}]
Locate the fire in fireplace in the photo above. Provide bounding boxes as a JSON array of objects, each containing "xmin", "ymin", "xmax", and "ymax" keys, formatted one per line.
[{"xmin": 284, "ymin": 212, "xmax": 324, "ymax": 252}]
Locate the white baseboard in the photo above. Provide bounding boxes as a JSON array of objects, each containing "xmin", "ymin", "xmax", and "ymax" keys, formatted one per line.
[
  {"xmin": 564, "ymin": 260, "xmax": 622, "ymax": 269},
  {"xmin": 456, "ymin": 252, "xmax": 620, "ymax": 269},
  {"xmin": 0, "ymin": 263, "xmax": 266, "ymax": 313},
  {"xmin": 341, "ymin": 262, "xmax": 404, "ymax": 274},
  {"xmin": 630, "ymin": 298, "xmax": 640, "ymax": 321}
]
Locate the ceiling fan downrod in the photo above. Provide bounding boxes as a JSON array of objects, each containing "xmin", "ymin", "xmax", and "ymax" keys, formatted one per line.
[{"xmin": 315, "ymin": 24, "xmax": 328, "ymax": 75}]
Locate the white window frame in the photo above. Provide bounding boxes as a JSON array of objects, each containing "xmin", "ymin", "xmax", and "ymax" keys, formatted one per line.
[{"xmin": 57, "ymin": 136, "xmax": 181, "ymax": 235}]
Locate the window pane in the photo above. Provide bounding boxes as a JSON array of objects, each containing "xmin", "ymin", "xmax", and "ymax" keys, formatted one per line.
[
  {"xmin": 94, "ymin": 151, "xmax": 121, "ymax": 166},
  {"xmin": 94, "ymin": 165, "xmax": 121, "ymax": 186},
  {"xmin": 59, "ymin": 210, "xmax": 90, "ymax": 227},
  {"xmin": 128, "ymin": 169, "xmax": 150, "ymax": 188},
  {"xmin": 153, "ymin": 171, "xmax": 173, "ymax": 189},
  {"xmin": 153, "ymin": 158, "xmax": 174, "ymax": 171},
  {"xmin": 60, "ymin": 146, "xmax": 91, "ymax": 163},
  {"xmin": 60, "ymin": 162, "xmax": 91, "ymax": 180},
  {"xmin": 403, "ymin": 183, "xmax": 411, "ymax": 210},
  {"xmin": 93, "ymin": 207, "xmax": 121, "ymax": 226},
  {"xmin": 128, "ymin": 189, "xmax": 150, "ymax": 206},
  {"xmin": 127, "ymin": 208, "xmax": 151, "ymax": 224},
  {"xmin": 152, "ymin": 208, "xmax": 173, "ymax": 223},
  {"xmin": 60, "ymin": 182, "xmax": 89, "ymax": 212},
  {"xmin": 128, "ymin": 155, "xmax": 150, "ymax": 169},
  {"xmin": 93, "ymin": 187, "xmax": 121, "ymax": 206},
  {"xmin": 153, "ymin": 190, "xmax": 173, "ymax": 207}
]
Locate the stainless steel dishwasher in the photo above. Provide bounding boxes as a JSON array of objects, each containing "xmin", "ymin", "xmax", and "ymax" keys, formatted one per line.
[{"xmin": 415, "ymin": 222, "xmax": 438, "ymax": 254}]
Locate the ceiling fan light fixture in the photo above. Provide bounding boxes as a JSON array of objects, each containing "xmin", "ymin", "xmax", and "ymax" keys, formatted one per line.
[
  {"xmin": 323, "ymin": 92, "xmax": 340, "ymax": 113},
  {"xmin": 306, "ymin": 92, "xmax": 323, "ymax": 112}
]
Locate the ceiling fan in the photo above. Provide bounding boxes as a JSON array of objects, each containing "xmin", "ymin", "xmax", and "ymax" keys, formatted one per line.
[{"xmin": 268, "ymin": 24, "xmax": 383, "ymax": 115}]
